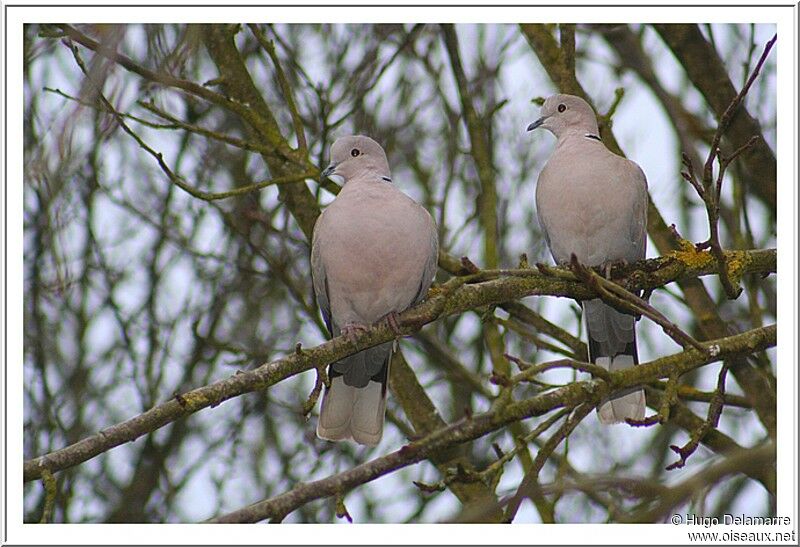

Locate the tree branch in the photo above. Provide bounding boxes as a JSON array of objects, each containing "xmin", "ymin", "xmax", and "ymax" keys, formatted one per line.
[
  {"xmin": 653, "ymin": 24, "xmax": 776, "ymax": 213},
  {"xmin": 680, "ymin": 33, "xmax": 776, "ymax": 299},
  {"xmin": 206, "ymin": 325, "xmax": 775, "ymax": 523},
  {"xmin": 622, "ymin": 442, "xmax": 775, "ymax": 523},
  {"xmin": 23, "ymin": 250, "xmax": 775, "ymax": 482}
]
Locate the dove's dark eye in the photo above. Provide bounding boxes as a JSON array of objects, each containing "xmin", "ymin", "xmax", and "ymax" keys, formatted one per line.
[
  {"xmin": 557, "ymin": 103, "xmax": 567, "ymax": 113},
  {"xmin": 351, "ymin": 148, "xmax": 361, "ymax": 157}
]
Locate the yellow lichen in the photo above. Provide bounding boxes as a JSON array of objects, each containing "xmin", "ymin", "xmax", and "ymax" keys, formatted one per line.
[
  {"xmin": 670, "ymin": 242, "xmax": 714, "ymax": 270},
  {"xmin": 179, "ymin": 391, "xmax": 210, "ymax": 410},
  {"xmin": 725, "ymin": 250, "xmax": 748, "ymax": 285}
]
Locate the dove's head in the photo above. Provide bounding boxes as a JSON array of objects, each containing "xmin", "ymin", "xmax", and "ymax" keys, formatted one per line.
[
  {"xmin": 322, "ymin": 135, "xmax": 391, "ymax": 185},
  {"xmin": 527, "ymin": 94, "xmax": 600, "ymax": 139}
]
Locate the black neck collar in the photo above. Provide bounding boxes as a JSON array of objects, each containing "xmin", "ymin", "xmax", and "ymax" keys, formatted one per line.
[{"xmin": 584, "ymin": 134, "xmax": 602, "ymax": 142}]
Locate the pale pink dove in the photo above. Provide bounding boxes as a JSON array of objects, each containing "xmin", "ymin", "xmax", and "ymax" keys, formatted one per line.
[
  {"xmin": 528, "ymin": 94, "xmax": 648, "ymax": 424},
  {"xmin": 312, "ymin": 135, "xmax": 438, "ymax": 445}
]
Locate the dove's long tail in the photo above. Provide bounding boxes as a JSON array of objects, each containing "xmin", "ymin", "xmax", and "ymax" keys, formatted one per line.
[
  {"xmin": 317, "ymin": 343, "xmax": 392, "ymax": 446},
  {"xmin": 583, "ymin": 299, "xmax": 646, "ymax": 424}
]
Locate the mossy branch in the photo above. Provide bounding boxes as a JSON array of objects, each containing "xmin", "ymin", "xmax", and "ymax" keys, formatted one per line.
[
  {"xmin": 23, "ymin": 249, "xmax": 775, "ymax": 483},
  {"xmin": 207, "ymin": 325, "xmax": 775, "ymax": 523}
]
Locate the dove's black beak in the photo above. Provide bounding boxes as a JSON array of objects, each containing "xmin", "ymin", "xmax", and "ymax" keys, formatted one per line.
[
  {"xmin": 527, "ymin": 117, "xmax": 546, "ymax": 132},
  {"xmin": 321, "ymin": 163, "xmax": 338, "ymax": 178}
]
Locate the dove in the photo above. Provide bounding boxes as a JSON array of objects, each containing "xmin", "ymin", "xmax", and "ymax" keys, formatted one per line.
[
  {"xmin": 311, "ymin": 135, "xmax": 439, "ymax": 445},
  {"xmin": 527, "ymin": 94, "xmax": 648, "ymax": 424}
]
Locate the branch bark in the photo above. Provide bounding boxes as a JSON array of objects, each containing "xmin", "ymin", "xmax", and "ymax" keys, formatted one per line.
[
  {"xmin": 24, "ymin": 249, "xmax": 775, "ymax": 482},
  {"xmin": 206, "ymin": 325, "xmax": 775, "ymax": 523}
]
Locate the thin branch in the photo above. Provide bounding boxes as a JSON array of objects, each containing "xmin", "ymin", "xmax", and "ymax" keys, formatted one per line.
[
  {"xmin": 212, "ymin": 332, "xmax": 780, "ymax": 525},
  {"xmin": 29, "ymin": 322, "xmax": 776, "ymax": 519},
  {"xmin": 666, "ymin": 363, "xmax": 730, "ymax": 470},
  {"xmin": 248, "ymin": 24, "xmax": 308, "ymax": 152},
  {"xmin": 49, "ymin": 24, "xmax": 293, "ymax": 159},
  {"xmin": 703, "ymin": 34, "xmax": 776, "ymax": 184},
  {"xmin": 653, "ymin": 24, "xmax": 776, "ymax": 211},
  {"xmin": 301, "ymin": 363, "xmax": 329, "ymax": 417},
  {"xmin": 503, "ymin": 403, "xmax": 594, "ymax": 522},
  {"xmin": 150, "ymin": 327, "xmax": 777, "ymax": 521},
  {"xmin": 623, "ymin": 442, "xmax": 775, "ymax": 523},
  {"xmin": 646, "ymin": 388, "xmax": 775, "ymax": 494},
  {"xmin": 569, "ymin": 255, "xmax": 707, "ymax": 353},
  {"xmin": 629, "ymin": 373, "xmax": 680, "ymax": 426},
  {"xmin": 501, "ymin": 301, "xmax": 587, "ymax": 361},
  {"xmin": 667, "ymin": 383, "xmax": 751, "ymax": 409},
  {"xmin": 684, "ymin": 34, "xmax": 776, "ymax": 299},
  {"xmin": 43, "ymin": 86, "xmax": 174, "ymax": 129},
  {"xmin": 62, "ymin": 36, "xmax": 318, "ymax": 203},
  {"xmin": 504, "ymin": 356, "xmax": 612, "ymax": 384},
  {"xmin": 136, "ymin": 99, "xmax": 280, "ymax": 157}
]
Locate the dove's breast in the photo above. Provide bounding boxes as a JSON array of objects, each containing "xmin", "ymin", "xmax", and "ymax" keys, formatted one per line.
[{"xmin": 315, "ymin": 180, "xmax": 436, "ymax": 327}]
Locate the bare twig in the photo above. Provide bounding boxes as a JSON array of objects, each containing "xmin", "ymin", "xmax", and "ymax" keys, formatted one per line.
[
  {"xmin": 628, "ymin": 372, "xmax": 680, "ymax": 427},
  {"xmin": 624, "ymin": 442, "xmax": 775, "ymax": 523},
  {"xmin": 501, "ymin": 301, "xmax": 587, "ymax": 360},
  {"xmin": 703, "ymin": 34, "xmax": 776, "ymax": 183},
  {"xmin": 665, "ymin": 383, "xmax": 751, "ymax": 409},
  {"xmin": 569, "ymin": 255, "xmax": 707, "ymax": 353},
  {"xmin": 646, "ymin": 389, "xmax": 775, "ymax": 494},
  {"xmin": 301, "ymin": 365, "xmax": 329, "ymax": 417},
  {"xmin": 683, "ymin": 34, "xmax": 776, "ymax": 299},
  {"xmin": 505, "ymin": 355, "xmax": 613, "ymax": 384},
  {"xmin": 503, "ymin": 403, "xmax": 594, "ymax": 522},
  {"xmin": 666, "ymin": 363, "xmax": 730, "ymax": 470},
  {"xmin": 248, "ymin": 24, "xmax": 308, "ymax": 152},
  {"xmin": 481, "ymin": 408, "xmax": 571, "ymax": 483},
  {"xmin": 51, "ymin": 24, "xmax": 295, "ymax": 160},
  {"xmin": 62, "ymin": 36, "xmax": 318, "ymax": 202},
  {"xmin": 334, "ymin": 494, "xmax": 353, "ymax": 523}
]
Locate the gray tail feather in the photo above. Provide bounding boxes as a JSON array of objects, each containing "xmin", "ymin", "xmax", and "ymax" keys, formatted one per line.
[
  {"xmin": 331, "ymin": 342, "xmax": 392, "ymax": 388},
  {"xmin": 583, "ymin": 299, "xmax": 645, "ymax": 424},
  {"xmin": 317, "ymin": 344, "xmax": 391, "ymax": 445}
]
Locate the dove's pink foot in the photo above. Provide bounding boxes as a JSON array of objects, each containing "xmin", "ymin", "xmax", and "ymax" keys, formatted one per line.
[
  {"xmin": 602, "ymin": 259, "xmax": 629, "ymax": 279},
  {"xmin": 382, "ymin": 311, "xmax": 403, "ymax": 336},
  {"xmin": 341, "ymin": 322, "xmax": 369, "ymax": 343}
]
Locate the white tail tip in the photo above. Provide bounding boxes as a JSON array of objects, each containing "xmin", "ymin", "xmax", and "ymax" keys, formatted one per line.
[
  {"xmin": 596, "ymin": 355, "xmax": 646, "ymax": 424},
  {"xmin": 317, "ymin": 376, "xmax": 355, "ymax": 442},
  {"xmin": 598, "ymin": 389, "xmax": 646, "ymax": 424},
  {"xmin": 317, "ymin": 376, "xmax": 387, "ymax": 446}
]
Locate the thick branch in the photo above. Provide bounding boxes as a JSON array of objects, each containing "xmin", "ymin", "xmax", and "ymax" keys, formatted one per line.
[
  {"xmin": 200, "ymin": 24, "xmax": 321, "ymax": 239},
  {"xmin": 440, "ymin": 24, "xmax": 499, "ymax": 269},
  {"xmin": 207, "ymin": 325, "xmax": 775, "ymax": 523},
  {"xmin": 23, "ymin": 250, "xmax": 775, "ymax": 482}
]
